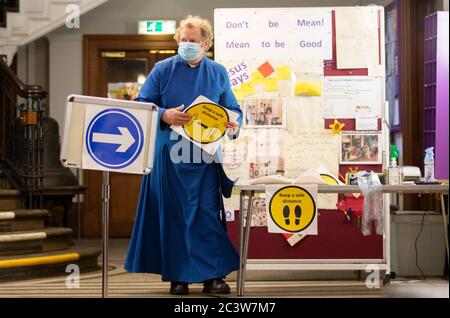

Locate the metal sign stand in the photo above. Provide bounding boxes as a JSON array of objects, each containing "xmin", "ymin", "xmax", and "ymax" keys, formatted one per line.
[
  {"xmin": 102, "ymin": 171, "xmax": 110, "ymax": 298},
  {"xmin": 60, "ymin": 95, "xmax": 159, "ymax": 298}
]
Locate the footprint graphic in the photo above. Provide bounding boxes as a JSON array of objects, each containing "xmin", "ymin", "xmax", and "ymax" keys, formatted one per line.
[
  {"xmin": 294, "ymin": 205, "xmax": 302, "ymax": 226},
  {"xmin": 283, "ymin": 205, "xmax": 290, "ymax": 225}
]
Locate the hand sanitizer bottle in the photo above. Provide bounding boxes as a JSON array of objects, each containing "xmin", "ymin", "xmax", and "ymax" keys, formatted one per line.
[
  {"xmin": 388, "ymin": 145, "xmax": 401, "ymax": 185},
  {"xmin": 424, "ymin": 147, "xmax": 435, "ymax": 181},
  {"xmin": 388, "ymin": 157, "xmax": 401, "ymax": 185}
]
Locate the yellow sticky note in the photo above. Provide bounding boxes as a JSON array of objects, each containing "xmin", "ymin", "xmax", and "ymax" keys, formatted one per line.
[
  {"xmin": 263, "ymin": 78, "xmax": 278, "ymax": 92},
  {"xmin": 232, "ymin": 88, "xmax": 245, "ymax": 101},
  {"xmin": 294, "ymin": 81, "xmax": 322, "ymax": 96},
  {"xmin": 276, "ymin": 66, "xmax": 292, "ymax": 80},
  {"xmin": 250, "ymin": 71, "xmax": 264, "ymax": 85},
  {"xmin": 239, "ymin": 82, "xmax": 255, "ymax": 97}
]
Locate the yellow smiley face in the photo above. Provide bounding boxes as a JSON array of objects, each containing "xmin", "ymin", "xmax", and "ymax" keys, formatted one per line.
[
  {"xmin": 183, "ymin": 103, "xmax": 229, "ymax": 144},
  {"xmin": 320, "ymin": 174, "xmax": 339, "ymax": 185},
  {"xmin": 269, "ymin": 186, "xmax": 316, "ymax": 233}
]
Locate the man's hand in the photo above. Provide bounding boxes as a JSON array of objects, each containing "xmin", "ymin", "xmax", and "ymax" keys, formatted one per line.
[
  {"xmin": 161, "ymin": 105, "xmax": 191, "ymax": 126},
  {"xmin": 225, "ymin": 121, "xmax": 240, "ymax": 136},
  {"xmin": 224, "ymin": 121, "xmax": 239, "ymax": 129}
]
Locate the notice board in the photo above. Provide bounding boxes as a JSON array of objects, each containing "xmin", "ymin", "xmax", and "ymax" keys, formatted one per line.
[{"xmin": 215, "ymin": 6, "xmax": 389, "ymax": 260}]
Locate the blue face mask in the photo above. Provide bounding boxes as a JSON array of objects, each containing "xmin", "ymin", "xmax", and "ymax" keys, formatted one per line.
[{"xmin": 178, "ymin": 42, "xmax": 201, "ymax": 62}]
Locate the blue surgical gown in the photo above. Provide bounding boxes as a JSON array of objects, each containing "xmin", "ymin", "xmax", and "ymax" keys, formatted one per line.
[{"xmin": 124, "ymin": 54, "xmax": 243, "ymax": 283}]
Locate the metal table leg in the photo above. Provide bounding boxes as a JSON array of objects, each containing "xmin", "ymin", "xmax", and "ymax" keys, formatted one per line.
[
  {"xmin": 385, "ymin": 193, "xmax": 391, "ymax": 277},
  {"xmin": 440, "ymin": 194, "xmax": 449, "ymax": 264},
  {"xmin": 238, "ymin": 190, "xmax": 254, "ymax": 296},
  {"xmin": 237, "ymin": 192, "xmax": 244, "ymax": 293}
]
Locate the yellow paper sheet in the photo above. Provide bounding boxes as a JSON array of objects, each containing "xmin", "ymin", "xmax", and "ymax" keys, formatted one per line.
[
  {"xmin": 263, "ymin": 78, "xmax": 278, "ymax": 92},
  {"xmin": 232, "ymin": 88, "xmax": 245, "ymax": 101},
  {"xmin": 294, "ymin": 81, "xmax": 322, "ymax": 96},
  {"xmin": 239, "ymin": 83, "xmax": 255, "ymax": 97},
  {"xmin": 250, "ymin": 71, "xmax": 265, "ymax": 85},
  {"xmin": 276, "ymin": 66, "xmax": 292, "ymax": 80}
]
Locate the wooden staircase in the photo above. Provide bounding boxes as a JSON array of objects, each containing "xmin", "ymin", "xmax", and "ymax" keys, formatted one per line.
[
  {"xmin": 0, "ymin": 187, "xmax": 100, "ymax": 282},
  {"xmin": 0, "ymin": 19, "xmax": 101, "ymax": 282}
]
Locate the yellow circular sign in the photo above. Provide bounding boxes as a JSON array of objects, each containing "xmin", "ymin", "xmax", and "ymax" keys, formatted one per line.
[
  {"xmin": 320, "ymin": 174, "xmax": 339, "ymax": 185},
  {"xmin": 183, "ymin": 103, "xmax": 229, "ymax": 144},
  {"xmin": 269, "ymin": 186, "xmax": 316, "ymax": 233}
]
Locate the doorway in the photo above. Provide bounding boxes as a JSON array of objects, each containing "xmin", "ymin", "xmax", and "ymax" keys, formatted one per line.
[{"xmin": 83, "ymin": 35, "xmax": 177, "ymax": 237}]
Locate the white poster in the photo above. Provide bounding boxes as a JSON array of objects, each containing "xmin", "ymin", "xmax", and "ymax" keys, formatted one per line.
[
  {"xmin": 214, "ymin": 8, "xmax": 332, "ymax": 61},
  {"xmin": 335, "ymin": 7, "xmax": 380, "ymax": 69},
  {"xmin": 322, "ymin": 76, "xmax": 383, "ymax": 119},
  {"xmin": 265, "ymin": 184, "xmax": 318, "ymax": 234}
]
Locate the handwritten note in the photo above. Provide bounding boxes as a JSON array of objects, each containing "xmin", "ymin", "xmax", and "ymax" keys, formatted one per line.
[{"xmin": 284, "ymin": 129, "xmax": 339, "ymax": 209}]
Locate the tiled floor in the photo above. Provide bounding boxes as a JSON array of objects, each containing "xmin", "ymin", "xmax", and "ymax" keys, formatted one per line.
[{"xmin": 0, "ymin": 239, "xmax": 447, "ymax": 298}]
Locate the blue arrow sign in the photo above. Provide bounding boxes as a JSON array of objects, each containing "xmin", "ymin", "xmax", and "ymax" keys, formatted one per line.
[{"xmin": 86, "ymin": 108, "xmax": 144, "ymax": 169}]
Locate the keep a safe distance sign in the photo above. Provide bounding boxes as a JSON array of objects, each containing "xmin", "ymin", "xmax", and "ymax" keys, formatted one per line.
[
  {"xmin": 183, "ymin": 102, "xmax": 230, "ymax": 144},
  {"xmin": 265, "ymin": 184, "xmax": 318, "ymax": 234}
]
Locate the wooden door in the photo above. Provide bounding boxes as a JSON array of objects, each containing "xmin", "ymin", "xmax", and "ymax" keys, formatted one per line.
[{"xmin": 83, "ymin": 35, "xmax": 177, "ymax": 237}]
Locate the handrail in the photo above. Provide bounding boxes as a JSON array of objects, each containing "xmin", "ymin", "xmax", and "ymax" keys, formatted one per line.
[
  {"xmin": 0, "ymin": 55, "xmax": 47, "ymax": 209},
  {"xmin": 0, "ymin": 56, "xmax": 47, "ymax": 98}
]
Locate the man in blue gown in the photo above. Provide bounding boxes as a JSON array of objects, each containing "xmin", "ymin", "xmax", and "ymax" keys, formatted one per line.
[{"xmin": 124, "ymin": 15, "xmax": 243, "ymax": 295}]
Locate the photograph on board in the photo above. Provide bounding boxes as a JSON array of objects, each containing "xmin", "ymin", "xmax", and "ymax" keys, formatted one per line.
[
  {"xmin": 242, "ymin": 97, "xmax": 286, "ymax": 128},
  {"xmin": 243, "ymin": 196, "xmax": 268, "ymax": 227},
  {"xmin": 249, "ymin": 156, "xmax": 285, "ymax": 179},
  {"xmin": 340, "ymin": 132, "xmax": 382, "ymax": 164}
]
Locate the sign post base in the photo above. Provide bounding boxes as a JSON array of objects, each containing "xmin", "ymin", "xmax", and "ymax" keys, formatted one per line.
[{"xmin": 102, "ymin": 171, "xmax": 110, "ymax": 298}]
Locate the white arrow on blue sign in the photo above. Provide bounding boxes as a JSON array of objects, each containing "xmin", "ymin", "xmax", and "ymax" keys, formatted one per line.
[
  {"xmin": 92, "ymin": 126, "xmax": 135, "ymax": 153},
  {"xmin": 85, "ymin": 108, "xmax": 144, "ymax": 169}
]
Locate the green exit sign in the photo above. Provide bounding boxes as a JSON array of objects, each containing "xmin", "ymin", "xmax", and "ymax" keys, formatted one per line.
[{"xmin": 138, "ymin": 20, "xmax": 176, "ymax": 35}]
